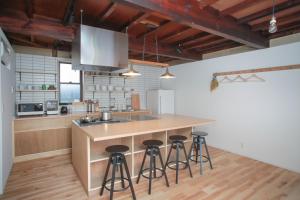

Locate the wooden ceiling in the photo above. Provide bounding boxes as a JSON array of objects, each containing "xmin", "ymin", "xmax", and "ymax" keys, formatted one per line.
[{"xmin": 0, "ymin": 0, "xmax": 299, "ymax": 64}]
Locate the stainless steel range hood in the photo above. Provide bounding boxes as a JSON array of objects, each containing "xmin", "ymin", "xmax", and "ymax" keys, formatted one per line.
[{"xmin": 72, "ymin": 25, "xmax": 128, "ymax": 72}]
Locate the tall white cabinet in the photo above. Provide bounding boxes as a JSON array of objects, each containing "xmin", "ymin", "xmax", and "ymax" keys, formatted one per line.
[{"xmin": 146, "ymin": 89, "xmax": 175, "ymax": 115}]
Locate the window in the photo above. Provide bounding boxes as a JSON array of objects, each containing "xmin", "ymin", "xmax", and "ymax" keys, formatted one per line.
[{"xmin": 59, "ymin": 62, "xmax": 81, "ymax": 104}]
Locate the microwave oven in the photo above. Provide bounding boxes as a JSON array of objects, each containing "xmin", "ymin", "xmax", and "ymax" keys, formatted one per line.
[{"xmin": 17, "ymin": 103, "xmax": 44, "ymax": 116}]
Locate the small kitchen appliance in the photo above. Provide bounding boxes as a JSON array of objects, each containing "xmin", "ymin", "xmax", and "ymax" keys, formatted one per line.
[
  {"xmin": 17, "ymin": 103, "xmax": 44, "ymax": 116},
  {"xmin": 45, "ymin": 100, "xmax": 59, "ymax": 115}
]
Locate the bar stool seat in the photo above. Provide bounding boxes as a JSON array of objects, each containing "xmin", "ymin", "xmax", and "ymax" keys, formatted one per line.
[
  {"xmin": 137, "ymin": 139, "xmax": 169, "ymax": 195},
  {"xmin": 106, "ymin": 145, "xmax": 129, "ymax": 153},
  {"xmin": 191, "ymin": 131, "xmax": 208, "ymax": 137},
  {"xmin": 169, "ymin": 135, "xmax": 187, "ymax": 141}
]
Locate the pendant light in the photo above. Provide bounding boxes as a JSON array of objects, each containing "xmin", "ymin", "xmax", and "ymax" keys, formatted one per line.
[
  {"xmin": 269, "ymin": 0, "xmax": 277, "ymax": 34},
  {"xmin": 122, "ymin": 27, "xmax": 141, "ymax": 77},
  {"xmin": 122, "ymin": 63, "xmax": 141, "ymax": 76},
  {"xmin": 157, "ymin": 36, "xmax": 176, "ymax": 79}
]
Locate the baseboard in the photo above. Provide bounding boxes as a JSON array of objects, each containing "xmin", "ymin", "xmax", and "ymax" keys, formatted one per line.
[{"xmin": 14, "ymin": 148, "xmax": 71, "ymax": 163}]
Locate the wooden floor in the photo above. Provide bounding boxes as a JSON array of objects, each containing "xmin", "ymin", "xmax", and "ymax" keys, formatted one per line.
[{"xmin": 1, "ymin": 147, "xmax": 300, "ymax": 200}]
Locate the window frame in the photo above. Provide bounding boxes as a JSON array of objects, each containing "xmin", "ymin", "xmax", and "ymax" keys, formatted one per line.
[{"xmin": 58, "ymin": 62, "xmax": 83, "ymax": 105}]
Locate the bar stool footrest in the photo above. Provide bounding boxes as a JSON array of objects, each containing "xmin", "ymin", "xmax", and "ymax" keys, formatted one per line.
[
  {"xmin": 189, "ymin": 154, "xmax": 209, "ymax": 163},
  {"xmin": 166, "ymin": 161, "xmax": 188, "ymax": 170},
  {"xmin": 141, "ymin": 167, "xmax": 164, "ymax": 179},
  {"xmin": 103, "ymin": 177, "xmax": 130, "ymax": 192}
]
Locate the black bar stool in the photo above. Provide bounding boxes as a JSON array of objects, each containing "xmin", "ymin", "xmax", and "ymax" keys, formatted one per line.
[
  {"xmin": 188, "ymin": 131, "xmax": 213, "ymax": 175},
  {"xmin": 100, "ymin": 145, "xmax": 136, "ymax": 200},
  {"xmin": 136, "ymin": 139, "xmax": 169, "ymax": 195},
  {"xmin": 165, "ymin": 135, "xmax": 193, "ymax": 184}
]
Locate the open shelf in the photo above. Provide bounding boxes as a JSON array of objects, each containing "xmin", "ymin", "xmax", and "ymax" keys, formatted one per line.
[
  {"xmin": 16, "ymin": 90, "xmax": 59, "ymax": 92},
  {"xmin": 90, "ymin": 137, "xmax": 132, "ymax": 163},
  {"xmin": 134, "ymin": 131, "xmax": 166, "ymax": 152},
  {"xmin": 16, "ymin": 71, "xmax": 58, "ymax": 75}
]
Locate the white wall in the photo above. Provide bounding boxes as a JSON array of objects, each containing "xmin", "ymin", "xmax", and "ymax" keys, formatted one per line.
[
  {"xmin": 0, "ymin": 29, "xmax": 15, "ymax": 194},
  {"xmin": 161, "ymin": 42, "xmax": 300, "ymax": 173}
]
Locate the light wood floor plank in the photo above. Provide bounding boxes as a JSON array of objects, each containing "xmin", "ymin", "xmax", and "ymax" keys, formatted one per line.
[{"xmin": 1, "ymin": 147, "xmax": 299, "ymax": 200}]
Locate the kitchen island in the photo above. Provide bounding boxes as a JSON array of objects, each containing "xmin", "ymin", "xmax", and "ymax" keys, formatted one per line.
[{"xmin": 72, "ymin": 114, "xmax": 214, "ymax": 195}]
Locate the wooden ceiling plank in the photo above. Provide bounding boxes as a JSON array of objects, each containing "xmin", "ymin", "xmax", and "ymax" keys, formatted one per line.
[
  {"xmin": 129, "ymin": 37, "xmax": 202, "ymax": 61},
  {"xmin": 180, "ymin": 33, "xmax": 215, "ymax": 46},
  {"xmin": 114, "ymin": 0, "xmax": 268, "ymax": 48},
  {"xmin": 25, "ymin": 0, "xmax": 34, "ymax": 19},
  {"xmin": 0, "ymin": 15, "xmax": 75, "ymax": 42},
  {"xmin": 98, "ymin": 2, "xmax": 118, "ymax": 22},
  {"xmin": 184, "ymin": 37, "xmax": 228, "ymax": 50},
  {"xmin": 238, "ymin": 0, "xmax": 300, "ymax": 24},
  {"xmin": 221, "ymin": 0, "xmax": 261, "ymax": 16},
  {"xmin": 137, "ymin": 20, "xmax": 172, "ymax": 38},
  {"xmin": 197, "ymin": 41, "xmax": 241, "ymax": 54},
  {"xmin": 121, "ymin": 12, "xmax": 151, "ymax": 31},
  {"xmin": 63, "ymin": 0, "xmax": 76, "ymax": 26},
  {"xmin": 159, "ymin": 27, "xmax": 192, "ymax": 42}
]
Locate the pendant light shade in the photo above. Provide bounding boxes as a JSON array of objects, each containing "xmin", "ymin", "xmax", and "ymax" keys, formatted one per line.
[
  {"xmin": 160, "ymin": 67, "xmax": 175, "ymax": 79},
  {"xmin": 269, "ymin": 0, "xmax": 277, "ymax": 34},
  {"xmin": 122, "ymin": 64, "xmax": 141, "ymax": 77}
]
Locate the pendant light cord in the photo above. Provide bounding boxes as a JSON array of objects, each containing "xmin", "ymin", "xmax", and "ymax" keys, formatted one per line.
[
  {"xmin": 80, "ymin": 9, "xmax": 83, "ymax": 25},
  {"xmin": 155, "ymin": 35, "xmax": 159, "ymax": 63},
  {"xmin": 142, "ymin": 36, "xmax": 146, "ymax": 61},
  {"xmin": 272, "ymin": 0, "xmax": 275, "ymax": 16}
]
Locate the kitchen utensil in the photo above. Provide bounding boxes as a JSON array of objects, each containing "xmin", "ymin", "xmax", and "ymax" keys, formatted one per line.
[
  {"xmin": 42, "ymin": 84, "xmax": 47, "ymax": 90},
  {"xmin": 101, "ymin": 85, "xmax": 107, "ymax": 91},
  {"xmin": 108, "ymin": 85, "xmax": 114, "ymax": 91},
  {"xmin": 101, "ymin": 111, "xmax": 112, "ymax": 121},
  {"xmin": 80, "ymin": 115, "xmax": 93, "ymax": 123},
  {"xmin": 131, "ymin": 93, "xmax": 140, "ymax": 111},
  {"xmin": 48, "ymin": 85, "xmax": 56, "ymax": 90},
  {"xmin": 60, "ymin": 106, "xmax": 68, "ymax": 114}
]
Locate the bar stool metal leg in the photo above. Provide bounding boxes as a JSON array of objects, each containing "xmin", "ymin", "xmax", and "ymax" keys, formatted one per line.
[
  {"xmin": 158, "ymin": 148, "xmax": 169, "ymax": 187},
  {"xmin": 164, "ymin": 142, "xmax": 174, "ymax": 171},
  {"xmin": 175, "ymin": 143, "xmax": 179, "ymax": 184},
  {"xmin": 199, "ymin": 138, "xmax": 203, "ymax": 175},
  {"xmin": 148, "ymin": 148, "xmax": 153, "ymax": 194},
  {"xmin": 203, "ymin": 137, "xmax": 213, "ymax": 169},
  {"xmin": 195, "ymin": 138, "xmax": 199, "ymax": 164},
  {"xmin": 100, "ymin": 155, "xmax": 112, "ymax": 196},
  {"xmin": 153, "ymin": 156, "xmax": 157, "ymax": 178},
  {"xmin": 120, "ymin": 164, "xmax": 125, "ymax": 188},
  {"xmin": 137, "ymin": 146, "xmax": 148, "ymax": 184},
  {"xmin": 122, "ymin": 155, "xmax": 136, "ymax": 200},
  {"xmin": 109, "ymin": 158, "xmax": 117, "ymax": 200},
  {"xmin": 182, "ymin": 142, "xmax": 193, "ymax": 178}
]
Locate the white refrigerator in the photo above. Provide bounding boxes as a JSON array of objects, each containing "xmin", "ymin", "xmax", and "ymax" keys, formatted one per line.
[{"xmin": 146, "ymin": 90, "xmax": 175, "ymax": 115}]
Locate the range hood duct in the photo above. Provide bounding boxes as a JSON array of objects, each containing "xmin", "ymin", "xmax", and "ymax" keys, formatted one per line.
[{"xmin": 72, "ymin": 25, "xmax": 128, "ymax": 72}]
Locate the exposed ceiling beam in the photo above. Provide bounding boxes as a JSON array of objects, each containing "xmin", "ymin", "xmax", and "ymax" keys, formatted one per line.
[
  {"xmin": 181, "ymin": 33, "xmax": 215, "ymax": 46},
  {"xmin": 98, "ymin": 2, "xmax": 118, "ymax": 22},
  {"xmin": 63, "ymin": 0, "xmax": 76, "ymax": 25},
  {"xmin": 121, "ymin": 12, "xmax": 151, "ymax": 32},
  {"xmin": 197, "ymin": 0, "xmax": 219, "ymax": 9},
  {"xmin": 129, "ymin": 37, "xmax": 202, "ymax": 61},
  {"xmin": 114, "ymin": 0, "xmax": 268, "ymax": 48},
  {"xmin": 24, "ymin": 0, "xmax": 34, "ymax": 18},
  {"xmin": 0, "ymin": 14, "xmax": 75, "ymax": 41},
  {"xmin": 197, "ymin": 41, "xmax": 241, "ymax": 54},
  {"xmin": 7, "ymin": 35, "xmax": 44, "ymax": 48},
  {"xmin": 238, "ymin": 0, "xmax": 300, "ymax": 24},
  {"xmin": 137, "ymin": 20, "xmax": 172, "ymax": 38},
  {"xmin": 220, "ymin": 0, "xmax": 261, "ymax": 16}
]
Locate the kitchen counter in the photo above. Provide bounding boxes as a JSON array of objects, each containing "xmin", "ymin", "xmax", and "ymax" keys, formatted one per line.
[
  {"xmin": 75, "ymin": 114, "xmax": 214, "ymax": 141},
  {"xmin": 14, "ymin": 110, "xmax": 150, "ymax": 121},
  {"xmin": 71, "ymin": 114, "xmax": 214, "ymax": 195}
]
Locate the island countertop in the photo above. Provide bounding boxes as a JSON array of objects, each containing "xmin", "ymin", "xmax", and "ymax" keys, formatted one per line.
[{"xmin": 73, "ymin": 114, "xmax": 214, "ymax": 142}]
